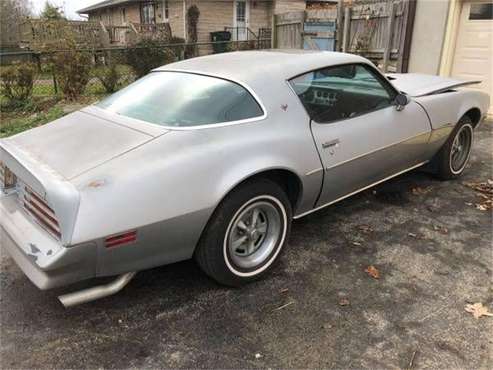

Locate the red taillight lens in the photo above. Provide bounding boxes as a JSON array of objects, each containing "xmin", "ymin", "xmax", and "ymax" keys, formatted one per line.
[
  {"xmin": 105, "ymin": 230, "xmax": 137, "ymax": 248},
  {"xmin": 21, "ymin": 185, "xmax": 61, "ymax": 239}
]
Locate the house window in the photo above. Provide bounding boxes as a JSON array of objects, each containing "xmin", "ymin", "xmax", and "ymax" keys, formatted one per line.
[
  {"xmin": 121, "ymin": 8, "xmax": 126, "ymax": 24},
  {"xmin": 164, "ymin": 0, "xmax": 169, "ymax": 20},
  {"xmin": 140, "ymin": 2, "xmax": 156, "ymax": 24}
]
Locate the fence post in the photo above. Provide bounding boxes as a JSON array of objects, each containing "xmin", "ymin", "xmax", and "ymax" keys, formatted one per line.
[
  {"xmin": 342, "ymin": 7, "xmax": 351, "ymax": 53},
  {"xmin": 336, "ymin": 0, "xmax": 344, "ymax": 51},
  {"xmin": 382, "ymin": 2, "xmax": 397, "ymax": 72},
  {"xmin": 271, "ymin": 15, "xmax": 277, "ymax": 48}
]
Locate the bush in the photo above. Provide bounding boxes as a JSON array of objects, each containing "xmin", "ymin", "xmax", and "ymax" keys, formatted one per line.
[
  {"xmin": 0, "ymin": 63, "xmax": 37, "ymax": 102},
  {"xmin": 93, "ymin": 64, "xmax": 131, "ymax": 94},
  {"xmin": 169, "ymin": 36, "xmax": 186, "ymax": 60},
  {"xmin": 126, "ymin": 38, "xmax": 176, "ymax": 78},
  {"xmin": 51, "ymin": 50, "xmax": 92, "ymax": 99}
]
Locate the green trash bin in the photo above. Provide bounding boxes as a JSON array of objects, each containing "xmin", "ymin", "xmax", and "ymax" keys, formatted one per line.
[{"xmin": 210, "ymin": 31, "xmax": 232, "ymax": 53}]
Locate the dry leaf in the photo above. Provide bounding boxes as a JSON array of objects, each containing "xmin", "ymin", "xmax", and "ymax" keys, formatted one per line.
[
  {"xmin": 465, "ymin": 303, "xmax": 493, "ymax": 319},
  {"xmin": 339, "ymin": 297, "xmax": 350, "ymax": 306},
  {"xmin": 364, "ymin": 265, "xmax": 380, "ymax": 279},
  {"xmin": 358, "ymin": 224, "xmax": 374, "ymax": 233},
  {"xmin": 412, "ymin": 186, "xmax": 432, "ymax": 195}
]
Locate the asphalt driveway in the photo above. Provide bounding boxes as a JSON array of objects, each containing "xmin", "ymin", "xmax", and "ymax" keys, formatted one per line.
[{"xmin": 1, "ymin": 122, "xmax": 492, "ymax": 369}]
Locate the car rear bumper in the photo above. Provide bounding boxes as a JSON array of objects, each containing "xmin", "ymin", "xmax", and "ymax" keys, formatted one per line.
[{"xmin": 0, "ymin": 193, "xmax": 97, "ymax": 290}]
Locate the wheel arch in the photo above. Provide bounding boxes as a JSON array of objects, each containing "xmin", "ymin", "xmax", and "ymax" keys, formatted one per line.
[
  {"xmin": 462, "ymin": 107, "xmax": 482, "ymax": 128},
  {"xmin": 218, "ymin": 167, "xmax": 303, "ymax": 216}
]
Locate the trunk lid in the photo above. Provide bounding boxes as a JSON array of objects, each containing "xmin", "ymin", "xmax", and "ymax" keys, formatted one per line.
[
  {"xmin": 387, "ymin": 73, "xmax": 481, "ymax": 97},
  {"xmin": 4, "ymin": 109, "xmax": 166, "ymax": 180}
]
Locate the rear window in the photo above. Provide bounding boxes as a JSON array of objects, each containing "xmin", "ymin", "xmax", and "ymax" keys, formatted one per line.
[{"xmin": 97, "ymin": 72, "xmax": 264, "ymax": 127}]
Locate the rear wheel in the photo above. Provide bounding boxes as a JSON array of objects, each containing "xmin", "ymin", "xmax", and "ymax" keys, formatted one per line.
[
  {"xmin": 195, "ymin": 179, "xmax": 292, "ymax": 287},
  {"xmin": 433, "ymin": 116, "xmax": 474, "ymax": 180}
]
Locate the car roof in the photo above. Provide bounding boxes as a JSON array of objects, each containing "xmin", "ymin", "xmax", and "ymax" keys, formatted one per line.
[{"xmin": 155, "ymin": 50, "xmax": 369, "ymax": 88}]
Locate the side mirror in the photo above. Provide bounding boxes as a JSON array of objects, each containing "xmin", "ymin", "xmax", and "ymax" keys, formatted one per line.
[{"xmin": 394, "ymin": 93, "xmax": 410, "ymax": 111}]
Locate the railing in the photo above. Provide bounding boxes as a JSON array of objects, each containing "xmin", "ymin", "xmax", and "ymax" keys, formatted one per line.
[
  {"xmin": 106, "ymin": 25, "xmax": 130, "ymax": 44},
  {"xmin": 224, "ymin": 27, "xmax": 260, "ymax": 42},
  {"xmin": 20, "ymin": 19, "xmax": 103, "ymax": 49}
]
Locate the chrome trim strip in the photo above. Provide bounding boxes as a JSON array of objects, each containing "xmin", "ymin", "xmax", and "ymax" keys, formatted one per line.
[
  {"xmin": 324, "ymin": 131, "xmax": 430, "ymax": 171},
  {"xmin": 305, "ymin": 167, "xmax": 323, "ymax": 176},
  {"xmin": 293, "ymin": 161, "xmax": 428, "ymax": 219}
]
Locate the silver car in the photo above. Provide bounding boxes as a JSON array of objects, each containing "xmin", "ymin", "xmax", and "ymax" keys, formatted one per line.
[{"xmin": 0, "ymin": 50, "xmax": 489, "ymax": 307}]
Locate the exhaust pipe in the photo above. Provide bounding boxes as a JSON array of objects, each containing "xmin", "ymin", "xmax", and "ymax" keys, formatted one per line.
[{"xmin": 58, "ymin": 272, "xmax": 136, "ymax": 307}]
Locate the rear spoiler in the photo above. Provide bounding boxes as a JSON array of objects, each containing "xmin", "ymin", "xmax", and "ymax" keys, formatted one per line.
[{"xmin": 386, "ymin": 73, "xmax": 481, "ymax": 97}]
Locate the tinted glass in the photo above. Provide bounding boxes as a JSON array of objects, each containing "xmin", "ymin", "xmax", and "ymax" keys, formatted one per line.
[
  {"xmin": 97, "ymin": 72, "xmax": 264, "ymax": 127},
  {"xmin": 469, "ymin": 3, "xmax": 493, "ymax": 20},
  {"xmin": 289, "ymin": 64, "xmax": 396, "ymax": 123}
]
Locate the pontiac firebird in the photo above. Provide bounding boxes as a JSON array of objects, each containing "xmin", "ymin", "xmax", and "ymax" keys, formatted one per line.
[{"xmin": 0, "ymin": 51, "xmax": 489, "ymax": 307}]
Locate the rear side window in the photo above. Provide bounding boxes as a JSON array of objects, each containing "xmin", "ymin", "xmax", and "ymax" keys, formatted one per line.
[
  {"xmin": 289, "ymin": 64, "xmax": 396, "ymax": 123},
  {"xmin": 97, "ymin": 72, "xmax": 264, "ymax": 127}
]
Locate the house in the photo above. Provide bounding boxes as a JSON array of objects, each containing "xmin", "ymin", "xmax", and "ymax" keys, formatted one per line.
[
  {"xmin": 407, "ymin": 0, "xmax": 492, "ymax": 115},
  {"xmin": 77, "ymin": 0, "xmax": 305, "ymax": 45}
]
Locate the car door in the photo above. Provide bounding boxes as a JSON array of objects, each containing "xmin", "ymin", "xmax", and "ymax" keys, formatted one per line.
[{"xmin": 289, "ymin": 63, "xmax": 431, "ymax": 207}]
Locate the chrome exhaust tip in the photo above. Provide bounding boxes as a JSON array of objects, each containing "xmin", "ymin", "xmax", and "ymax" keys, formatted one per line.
[{"xmin": 58, "ymin": 272, "xmax": 136, "ymax": 307}]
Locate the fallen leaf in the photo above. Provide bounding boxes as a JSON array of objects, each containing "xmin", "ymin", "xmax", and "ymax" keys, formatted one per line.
[
  {"xmin": 358, "ymin": 224, "xmax": 374, "ymax": 233},
  {"xmin": 433, "ymin": 225, "xmax": 448, "ymax": 234},
  {"xmin": 364, "ymin": 265, "xmax": 380, "ymax": 279},
  {"xmin": 465, "ymin": 303, "xmax": 493, "ymax": 319},
  {"xmin": 412, "ymin": 186, "xmax": 432, "ymax": 195},
  {"xmin": 476, "ymin": 204, "xmax": 488, "ymax": 211},
  {"xmin": 339, "ymin": 297, "xmax": 350, "ymax": 306}
]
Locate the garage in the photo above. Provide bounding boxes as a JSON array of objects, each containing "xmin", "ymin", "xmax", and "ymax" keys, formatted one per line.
[{"xmin": 450, "ymin": 1, "xmax": 492, "ymax": 115}]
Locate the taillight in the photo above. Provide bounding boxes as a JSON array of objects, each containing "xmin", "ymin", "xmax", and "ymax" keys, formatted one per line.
[
  {"xmin": 105, "ymin": 230, "xmax": 137, "ymax": 248},
  {"xmin": 19, "ymin": 183, "xmax": 61, "ymax": 240}
]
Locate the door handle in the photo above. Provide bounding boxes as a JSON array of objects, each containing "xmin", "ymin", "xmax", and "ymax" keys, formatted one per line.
[{"xmin": 322, "ymin": 139, "xmax": 340, "ymax": 149}]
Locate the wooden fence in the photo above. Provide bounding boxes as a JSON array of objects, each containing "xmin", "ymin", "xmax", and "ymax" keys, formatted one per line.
[
  {"xmin": 272, "ymin": 0, "xmax": 414, "ymax": 72},
  {"xmin": 342, "ymin": 0, "xmax": 411, "ymax": 72}
]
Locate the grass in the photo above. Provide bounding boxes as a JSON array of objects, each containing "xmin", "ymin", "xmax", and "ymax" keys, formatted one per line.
[
  {"xmin": 0, "ymin": 95, "xmax": 100, "ymax": 138},
  {"xmin": 0, "ymin": 105, "xmax": 65, "ymax": 138}
]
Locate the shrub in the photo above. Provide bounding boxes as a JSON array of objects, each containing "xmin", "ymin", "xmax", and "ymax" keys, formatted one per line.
[
  {"xmin": 93, "ymin": 64, "xmax": 131, "ymax": 94},
  {"xmin": 0, "ymin": 63, "xmax": 37, "ymax": 102},
  {"xmin": 126, "ymin": 38, "xmax": 176, "ymax": 78},
  {"xmin": 51, "ymin": 50, "xmax": 92, "ymax": 99},
  {"xmin": 169, "ymin": 36, "xmax": 186, "ymax": 60}
]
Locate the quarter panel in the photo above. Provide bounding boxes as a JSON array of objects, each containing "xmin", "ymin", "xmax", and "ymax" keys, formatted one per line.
[{"xmin": 69, "ymin": 93, "xmax": 323, "ymax": 268}]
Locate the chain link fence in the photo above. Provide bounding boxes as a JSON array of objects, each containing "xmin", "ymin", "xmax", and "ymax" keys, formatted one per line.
[{"xmin": 0, "ymin": 39, "xmax": 270, "ymax": 101}]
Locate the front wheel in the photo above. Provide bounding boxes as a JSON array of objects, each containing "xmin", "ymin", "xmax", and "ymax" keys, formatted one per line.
[
  {"xmin": 194, "ymin": 179, "xmax": 292, "ymax": 287},
  {"xmin": 433, "ymin": 116, "xmax": 474, "ymax": 180}
]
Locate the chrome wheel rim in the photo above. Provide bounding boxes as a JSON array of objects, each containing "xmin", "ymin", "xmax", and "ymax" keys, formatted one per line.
[
  {"xmin": 450, "ymin": 125, "xmax": 473, "ymax": 173},
  {"xmin": 227, "ymin": 200, "xmax": 282, "ymax": 270}
]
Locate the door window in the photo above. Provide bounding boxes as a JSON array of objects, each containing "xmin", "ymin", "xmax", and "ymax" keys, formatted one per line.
[
  {"xmin": 236, "ymin": 1, "xmax": 246, "ymax": 22},
  {"xmin": 289, "ymin": 64, "xmax": 397, "ymax": 123}
]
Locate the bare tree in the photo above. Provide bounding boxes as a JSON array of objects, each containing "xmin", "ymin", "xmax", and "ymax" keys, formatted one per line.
[{"xmin": 0, "ymin": 0, "xmax": 32, "ymax": 49}]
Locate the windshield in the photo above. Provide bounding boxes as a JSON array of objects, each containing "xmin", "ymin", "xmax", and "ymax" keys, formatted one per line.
[{"xmin": 96, "ymin": 72, "xmax": 264, "ymax": 127}]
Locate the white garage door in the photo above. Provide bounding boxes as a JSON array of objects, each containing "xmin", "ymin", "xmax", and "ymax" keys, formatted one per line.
[{"xmin": 451, "ymin": 1, "xmax": 493, "ymax": 115}]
